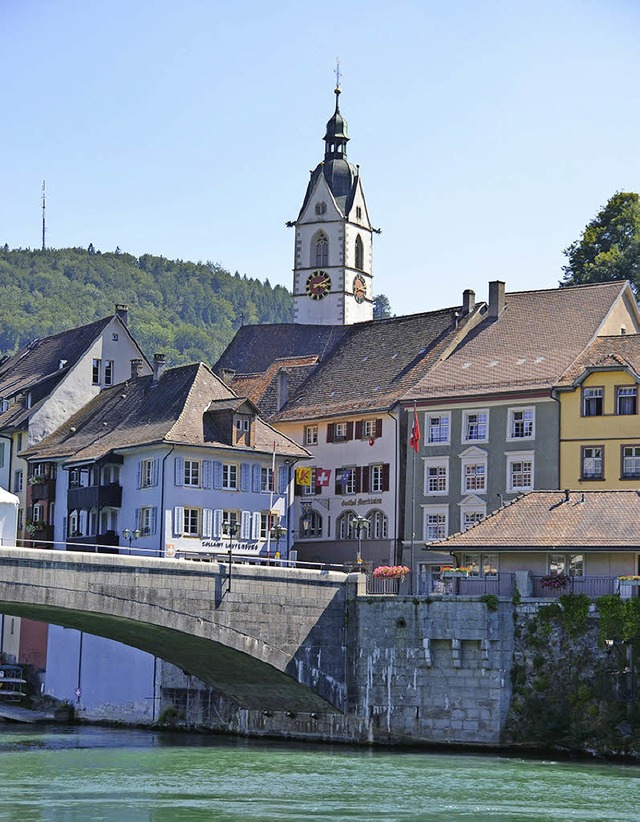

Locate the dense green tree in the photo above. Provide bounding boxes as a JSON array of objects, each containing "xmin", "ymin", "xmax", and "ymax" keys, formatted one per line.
[
  {"xmin": 373, "ymin": 293, "xmax": 392, "ymax": 319},
  {"xmin": 0, "ymin": 247, "xmax": 293, "ymax": 366},
  {"xmin": 561, "ymin": 192, "xmax": 640, "ymax": 293}
]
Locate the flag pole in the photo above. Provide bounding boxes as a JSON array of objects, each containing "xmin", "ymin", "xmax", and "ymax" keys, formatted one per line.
[
  {"xmin": 409, "ymin": 403, "xmax": 420, "ymax": 590},
  {"xmin": 267, "ymin": 441, "xmax": 276, "ymax": 558}
]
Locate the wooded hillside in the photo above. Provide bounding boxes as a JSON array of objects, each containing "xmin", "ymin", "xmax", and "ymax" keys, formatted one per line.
[{"xmin": 0, "ymin": 246, "xmax": 292, "ymax": 366}]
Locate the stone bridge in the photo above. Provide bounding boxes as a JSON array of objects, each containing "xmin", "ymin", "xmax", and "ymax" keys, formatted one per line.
[{"xmin": 0, "ymin": 548, "xmax": 359, "ymax": 712}]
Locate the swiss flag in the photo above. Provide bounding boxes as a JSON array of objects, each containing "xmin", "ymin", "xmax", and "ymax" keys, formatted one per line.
[
  {"xmin": 409, "ymin": 406, "xmax": 420, "ymax": 453},
  {"xmin": 316, "ymin": 468, "xmax": 331, "ymax": 487}
]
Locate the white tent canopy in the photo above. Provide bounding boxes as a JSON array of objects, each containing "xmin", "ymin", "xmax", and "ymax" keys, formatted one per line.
[{"xmin": 0, "ymin": 487, "xmax": 19, "ymax": 547}]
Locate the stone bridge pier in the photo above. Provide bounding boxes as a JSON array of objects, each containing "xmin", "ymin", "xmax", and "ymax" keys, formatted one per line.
[{"xmin": 0, "ymin": 548, "xmax": 358, "ymax": 712}]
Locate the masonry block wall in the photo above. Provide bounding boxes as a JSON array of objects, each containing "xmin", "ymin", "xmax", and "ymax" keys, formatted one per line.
[{"xmin": 348, "ymin": 597, "xmax": 515, "ymax": 745}]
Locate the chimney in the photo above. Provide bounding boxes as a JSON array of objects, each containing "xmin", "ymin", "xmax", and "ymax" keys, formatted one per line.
[
  {"xmin": 462, "ymin": 289, "xmax": 475, "ymax": 315},
  {"xmin": 153, "ymin": 353, "xmax": 167, "ymax": 384},
  {"xmin": 488, "ymin": 281, "xmax": 506, "ymax": 319},
  {"xmin": 130, "ymin": 358, "xmax": 144, "ymax": 379},
  {"xmin": 115, "ymin": 304, "xmax": 129, "ymax": 326},
  {"xmin": 221, "ymin": 368, "xmax": 236, "ymax": 386}
]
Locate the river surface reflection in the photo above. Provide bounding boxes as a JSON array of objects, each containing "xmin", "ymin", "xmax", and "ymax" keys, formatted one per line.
[{"xmin": 0, "ymin": 725, "xmax": 638, "ymax": 821}]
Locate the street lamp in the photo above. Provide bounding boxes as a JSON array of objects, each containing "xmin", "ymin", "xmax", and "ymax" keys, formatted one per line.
[
  {"xmin": 122, "ymin": 527, "xmax": 141, "ymax": 554},
  {"xmin": 351, "ymin": 514, "xmax": 369, "ymax": 566},
  {"xmin": 270, "ymin": 524, "xmax": 287, "ymax": 561},
  {"xmin": 222, "ymin": 520, "xmax": 239, "ymax": 592}
]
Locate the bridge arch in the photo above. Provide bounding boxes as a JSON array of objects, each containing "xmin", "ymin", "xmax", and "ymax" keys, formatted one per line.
[{"xmin": 0, "ymin": 549, "xmax": 355, "ymax": 712}]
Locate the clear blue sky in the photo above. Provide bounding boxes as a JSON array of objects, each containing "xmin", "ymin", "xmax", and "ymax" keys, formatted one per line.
[{"xmin": 2, "ymin": 0, "xmax": 639, "ymax": 317}]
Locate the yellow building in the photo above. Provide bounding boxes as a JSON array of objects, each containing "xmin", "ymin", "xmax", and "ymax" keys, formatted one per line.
[{"xmin": 556, "ymin": 335, "xmax": 640, "ymax": 489}]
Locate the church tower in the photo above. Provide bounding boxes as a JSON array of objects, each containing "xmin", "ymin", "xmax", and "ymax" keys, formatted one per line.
[{"xmin": 291, "ymin": 81, "xmax": 373, "ymax": 325}]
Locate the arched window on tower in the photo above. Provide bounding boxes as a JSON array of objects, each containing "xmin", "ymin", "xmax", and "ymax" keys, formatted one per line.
[
  {"xmin": 314, "ymin": 234, "xmax": 328, "ymax": 267},
  {"xmin": 355, "ymin": 235, "xmax": 364, "ymax": 270}
]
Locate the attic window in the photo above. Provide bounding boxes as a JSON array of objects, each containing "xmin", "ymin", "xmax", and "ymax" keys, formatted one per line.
[
  {"xmin": 58, "ymin": 359, "xmax": 67, "ymax": 370},
  {"xmin": 315, "ymin": 201, "xmax": 327, "ymax": 216},
  {"xmin": 621, "ymin": 326, "xmax": 627, "ymax": 336},
  {"xmin": 236, "ymin": 418, "xmax": 249, "ymax": 432},
  {"xmin": 112, "ymin": 333, "xmax": 119, "ymax": 341},
  {"xmin": 356, "ymin": 206, "xmax": 362, "ymax": 220}
]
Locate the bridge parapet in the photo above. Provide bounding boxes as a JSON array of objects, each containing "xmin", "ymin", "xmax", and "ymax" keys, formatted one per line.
[{"xmin": 0, "ymin": 548, "xmax": 358, "ymax": 712}]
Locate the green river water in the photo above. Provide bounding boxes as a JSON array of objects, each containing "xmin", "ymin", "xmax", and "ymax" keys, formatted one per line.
[{"xmin": 0, "ymin": 725, "xmax": 637, "ymax": 821}]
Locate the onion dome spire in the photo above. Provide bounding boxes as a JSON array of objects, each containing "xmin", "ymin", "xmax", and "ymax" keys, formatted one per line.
[{"xmin": 323, "ymin": 76, "xmax": 349, "ymax": 162}]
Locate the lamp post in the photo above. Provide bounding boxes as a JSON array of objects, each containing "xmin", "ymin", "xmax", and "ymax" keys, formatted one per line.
[
  {"xmin": 270, "ymin": 524, "xmax": 287, "ymax": 562},
  {"xmin": 122, "ymin": 527, "xmax": 141, "ymax": 555},
  {"xmin": 351, "ymin": 514, "xmax": 369, "ymax": 567},
  {"xmin": 222, "ymin": 520, "xmax": 239, "ymax": 592}
]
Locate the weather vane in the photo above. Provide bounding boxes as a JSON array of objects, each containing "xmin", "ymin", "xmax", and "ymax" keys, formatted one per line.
[{"xmin": 335, "ymin": 58, "xmax": 341, "ymax": 92}]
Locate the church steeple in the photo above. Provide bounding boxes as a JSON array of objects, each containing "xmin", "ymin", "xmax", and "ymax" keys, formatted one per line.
[{"xmin": 291, "ymin": 74, "xmax": 374, "ymax": 326}]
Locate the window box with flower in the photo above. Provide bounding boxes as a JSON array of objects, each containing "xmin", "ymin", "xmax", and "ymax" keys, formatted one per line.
[{"xmin": 372, "ymin": 565, "xmax": 410, "ymax": 579}]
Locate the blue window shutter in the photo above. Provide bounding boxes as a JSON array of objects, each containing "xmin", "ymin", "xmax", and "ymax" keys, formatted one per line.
[
  {"xmin": 174, "ymin": 457, "xmax": 184, "ymax": 486},
  {"xmin": 240, "ymin": 510, "xmax": 251, "ymax": 540},
  {"xmin": 279, "ymin": 465, "xmax": 288, "ymax": 494},
  {"xmin": 173, "ymin": 506, "xmax": 184, "ymax": 536},
  {"xmin": 213, "ymin": 461, "xmax": 223, "ymax": 490},
  {"xmin": 213, "ymin": 509, "xmax": 223, "ymax": 538},
  {"xmin": 151, "ymin": 507, "xmax": 158, "ymax": 535},
  {"xmin": 137, "ymin": 461, "xmax": 142, "ymax": 489},
  {"xmin": 240, "ymin": 463, "xmax": 251, "ymax": 492},
  {"xmin": 202, "ymin": 460, "xmax": 213, "ymax": 489},
  {"xmin": 252, "ymin": 464, "xmax": 261, "ymax": 492},
  {"xmin": 202, "ymin": 508, "xmax": 213, "ymax": 539},
  {"xmin": 152, "ymin": 458, "xmax": 159, "ymax": 486},
  {"xmin": 135, "ymin": 508, "xmax": 140, "ymax": 529},
  {"xmin": 63, "ymin": 516, "xmax": 67, "ymax": 539}
]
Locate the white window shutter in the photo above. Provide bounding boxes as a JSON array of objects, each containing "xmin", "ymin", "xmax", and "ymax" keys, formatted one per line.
[
  {"xmin": 240, "ymin": 510, "xmax": 251, "ymax": 540},
  {"xmin": 213, "ymin": 509, "xmax": 223, "ymax": 538},
  {"xmin": 202, "ymin": 508, "xmax": 213, "ymax": 539},
  {"xmin": 174, "ymin": 457, "xmax": 184, "ymax": 486},
  {"xmin": 173, "ymin": 506, "xmax": 184, "ymax": 536},
  {"xmin": 251, "ymin": 512, "xmax": 261, "ymax": 540}
]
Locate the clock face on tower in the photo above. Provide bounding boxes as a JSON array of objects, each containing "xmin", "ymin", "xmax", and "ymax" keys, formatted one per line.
[
  {"xmin": 353, "ymin": 275, "xmax": 367, "ymax": 304},
  {"xmin": 306, "ymin": 270, "xmax": 332, "ymax": 300}
]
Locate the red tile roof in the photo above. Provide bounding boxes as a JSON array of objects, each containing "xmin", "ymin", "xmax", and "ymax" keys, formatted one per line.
[
  {"xmin": 404, "ymin": 282, "xmax": 632, "ymax": 401},
  {"xmin": 434, "ymin": 490, "xmax": 640, "ymax": 550}
]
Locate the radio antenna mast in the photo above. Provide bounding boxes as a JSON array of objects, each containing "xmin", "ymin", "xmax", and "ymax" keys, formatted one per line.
[{"xmin": 41, "ymin": 181, "xmax": 46, "ymax": 251}]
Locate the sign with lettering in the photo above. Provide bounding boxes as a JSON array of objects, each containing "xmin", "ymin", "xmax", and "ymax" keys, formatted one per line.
[{"xmin": 341, "ymin": 497, "xmax": 383, "ymax": 508}]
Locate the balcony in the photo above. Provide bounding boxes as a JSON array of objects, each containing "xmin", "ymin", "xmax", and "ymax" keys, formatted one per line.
[
  {"xmin": 417, "ymin": 573, "xmax": 516, "ymax": 597},
  {"xmin": 30, "ymin": 479, "xmax": 57, "ymax": 502},
  {"xmin": 67, "ymin": 483, "xmax": 122, "ymax": 510}
]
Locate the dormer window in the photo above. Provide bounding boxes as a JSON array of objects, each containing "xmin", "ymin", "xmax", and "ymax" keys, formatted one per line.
[
  {"xmin": 0, "ymin": 399, "xmax": 8, "ymax": 413},
  {"xmin": 235, "ymin": 418, "xmax": 249, "ymax": 432}
]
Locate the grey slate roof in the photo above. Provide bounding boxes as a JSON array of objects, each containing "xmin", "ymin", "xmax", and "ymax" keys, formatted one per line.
[
  {"xmin": 21, "ymin": 362, "xmax": 309, "ymax": 464},
  {"xmin": 214, "ymin": 323, "xmax": 349, "ymax": 376},
  {"xmin": 0, "ymin": 314, "xmax": 147, "ymax": 431},
  {"xmin": 434, "ymin": 490, "xmax": 640, "ymax": 550},
  {"xmin": 404, "ymin": 282, "xmax": 633, "ymax": 401}
]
